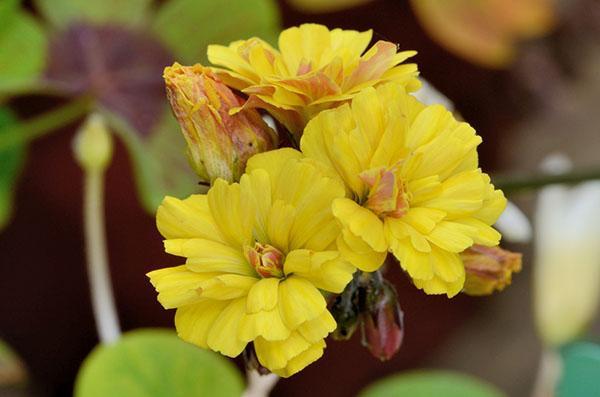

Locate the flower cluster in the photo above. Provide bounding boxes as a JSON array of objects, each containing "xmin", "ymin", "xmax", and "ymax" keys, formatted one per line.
[{"xmin": 148, "ymin": 23, "xmax": 520, "ymax": 377}]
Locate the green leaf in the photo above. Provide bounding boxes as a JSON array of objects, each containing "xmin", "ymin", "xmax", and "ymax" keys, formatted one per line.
[
  {"xmin": 0, "ymin": 6, "xmax": 47, "ymax": 91},
  {"xmin": 0, "ymin": 108, "xmax": 26, "ymax": 230},
  {"xmin": 359, "ymin": 370, "xmax": 506, "ymax": 397},
  {"xmin": 101, "ymin": 108, "xmax": 203, "ymax": 213},
  {"xmin": 74, "ymin": 329, "xmax": 244, "ymax": 397},
  {"xmin": 34, "ymin": 0, "xmax": 153, "ymax": 29},
  {"xmin": 152, "ymin": 0, "xmax": 280, "ymax": 64},
  {"xmin": 557, "ymin": 342, "xmax": 600, "ymax": 397}
]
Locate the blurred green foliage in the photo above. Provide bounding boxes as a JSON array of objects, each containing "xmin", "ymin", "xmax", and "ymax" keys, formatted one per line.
[
  {"xmin": 152, "ymin": 0, "xmax": 280, "ymax": 64},
  {"xmin": 359, "ymin": 370, "xmax": 506, "ymax": 397},
  {"xmin": 75, "ymin": 329, "xmax": 244, "ymax": 397},
  {"xmin": 0, "ymin": 0, "xmax": 281, "ymax": 226},
  {"xmin": 0, "ymin": 108, "xmax": 26, "ymax": 230},
  {"xmin": 557, "ymin": 342, "xmax": 600, "ymax": 397},
  {"xmin": 34, "ymin": 0, "xmax": 153, "ymax": 28}
]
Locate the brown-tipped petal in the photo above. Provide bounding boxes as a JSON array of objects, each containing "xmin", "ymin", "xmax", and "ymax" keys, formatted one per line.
[
  {"xmin": 461, "ymin": 244, "xmax": 523, "ymax": 296},
  {"xmin": 163, "ymin": 63, "xmax": 277, "ymax": 183}
]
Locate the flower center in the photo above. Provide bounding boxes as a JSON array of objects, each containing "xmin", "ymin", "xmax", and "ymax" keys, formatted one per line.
[
  {"xmin": 360, "ymin": 165, "xmax": 410, "ymax": 219},
  {"xmin": 244, "ymin": 242, "xmax": 285, "ymax": 278}
]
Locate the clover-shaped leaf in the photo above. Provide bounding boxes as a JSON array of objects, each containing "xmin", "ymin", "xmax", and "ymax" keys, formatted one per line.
[
  {"xmin": 0, "ymin": 2, "xmax": 47, "ymax": 95},
  {"xmin": 359, "ymin": 370, "xmax": 505, "ymax": 397},
  {"xmin": 34, "ymin": 0, "xmax": 153, "ymax": 29},
  {"xmin": 153, "ymin": 0, "xmax": 280, "ymax": 64},
  {"xmin": 75, "ymin": 329, "xmax": 244, "ymax": 397}
]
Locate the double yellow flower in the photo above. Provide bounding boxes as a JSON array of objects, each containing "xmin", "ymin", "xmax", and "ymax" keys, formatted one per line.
[{"xmin": 148, "ymin": 23, "xmax": 512, "ymax": 376}]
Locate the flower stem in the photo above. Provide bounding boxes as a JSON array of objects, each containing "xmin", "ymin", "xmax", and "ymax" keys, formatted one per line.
[
  {"xmin": 530, "ymin": 349, "xmax": 561, "ymax": 397},
  {"xmin": 0, "ymin": 96, "xmax": 92, "ymax": 151},
  {"xmin": 83, "ymin": 167, "xmax": 121, "ymax": 344},
  {"xmin": 495, "ymin": 169, "xmax": 600, "ymax": 194},
  {"xmin": 242, "ymin": 370, "xmax": 279, "ymax": 397}
]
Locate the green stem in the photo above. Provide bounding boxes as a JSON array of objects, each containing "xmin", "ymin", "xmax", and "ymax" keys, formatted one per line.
[
  {"xmin": 0, "ymin": 96, "xmax": 92, "ymax": 151},
  {"xmin": 0, "ymin": 79, "xmax": 74, "ymax": 98},
  {"xmin": 495, "ymin": 169, "xmax": 600, "ymax": 194},
  {"xmin": 83, "ymin": 167, "xmax": 121, "ymax": 344}
]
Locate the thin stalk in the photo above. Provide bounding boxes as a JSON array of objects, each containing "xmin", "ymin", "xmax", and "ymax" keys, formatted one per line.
[
  {"xmin": 0, "ymin": 79, "xmax": 75, "ymax": 98},
  {"xmin": 495, "ymin": 169, "xmax": 600, "ymax": 194},
  {"xmin": 0, "ymin": 96, "xmax": 92, "ymax": 151},
  {"xmin": 83, "ymin": 168, "xmax": 121, "ymax": 344},
  {"xmin": 242, "ymin": 370, "xmax": 279, "ymax": 397},
  {"xmin": 530, "ymin": 349, "xmax": 562, "ymax": 397}
]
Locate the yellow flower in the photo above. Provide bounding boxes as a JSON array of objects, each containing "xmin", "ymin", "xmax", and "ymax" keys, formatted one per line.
[
  {"xmin": 300, "ymin": 83, "xmax": 506, "ymax": 297},
  {"xmin": 207, "ymin": 23, "xmax": 421, "ymax": 135},
  {"xmin": 147, "ymin": 149, "xmax": 355, "ymax": 377}
]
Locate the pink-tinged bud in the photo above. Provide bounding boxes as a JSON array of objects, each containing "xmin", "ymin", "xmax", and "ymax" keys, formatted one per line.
[
  {"xmin": 361, "ymin": 277, "xmax": 404, "ymax": 361},
  {"xmin": 360, "ymin": 164, "xmax": 409, "ymax": 219},
  {"xmin": 164, "ymin": 63, "xmax": 277, "ymax": 182},
  {"xmin": 245, "ymin": 242, "xmax": 284, "ymax": 278},
  {"xmin": 461, "ymin": 244, "xmax": 523, "ymax": 296}
]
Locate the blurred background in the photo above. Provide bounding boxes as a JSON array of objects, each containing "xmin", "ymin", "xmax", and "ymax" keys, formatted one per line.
[{"xmin": 1, "ymin": 0, "xmax": 599, "ymax": 396}]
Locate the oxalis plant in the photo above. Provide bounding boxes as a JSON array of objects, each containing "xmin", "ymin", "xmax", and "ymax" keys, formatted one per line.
[{"xmin": 2, "ymin": 2, "xmax": 600, "ymax": 397}]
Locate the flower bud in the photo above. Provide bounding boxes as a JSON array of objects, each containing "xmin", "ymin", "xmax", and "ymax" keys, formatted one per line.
[
  {"xmin": 163, "ymin": 63, "xmax": 277, "ymax": 183},
  {"xmin": 360, "ymin": 275, "xmax": 404, "ymax": 361},
  {"xmin": 73, "ymin": 113, "xmax": 113, "ymax": 172},
  {"xmin": 244, "ymin": 242, "xmax": 284, "ymax": 278},
  {"xmin": 461, "ymin": 244, "xmax": 522, "ymax": 296}
]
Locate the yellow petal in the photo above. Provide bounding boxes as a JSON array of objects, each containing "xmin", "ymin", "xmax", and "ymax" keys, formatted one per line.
[
  {"xmin": 240, "ymin": 169, "xmax": 272, "ymax": 243},
  {"xmin": 239, "ymin": 308, "xmax": 290, "ymax": 342},
  {"xmin": 297, "ymin": 310, "xmax": 336, "ymax": 343},
  {"xmin": 337, "ymin": 228, "xmax": 387, "ymax": 272},
  {"xmin": 164, "ymin": 238, "xmax": 254, "ymax": 276},
  {"xmin": 198, "ymin": 274, "xmax": 257, "ymax": 300},
  {"xmin": 254, "ymin": 332, "xmax": 311, "ymax": 371},
  {"xmin": 206, "ymin": 298, "xmax": 248, "ymax": 357},
  {"xmin": 156, "ymin": 195, "xmax": 224, "ymax": 243},
  {"xmin": 208, "ymin": 179, "xmax": 254, "ymax": 248},
  {"xmin": 245, "ymin": 148, "xmax": 303, "ymax": 182},
  {"xmin": 246, "ymin": 277, "xmax": 280, "ymax": 313},
  {"xmin": 266, "ymin": 200, "xmax": 296, "ymax": 253},
  {"xmin": 279, "ymin": 24, "xmax": 331, "ymax": 75},
  {"xmin": 271, "ymin": 339, "xmax": 326, "ymax": 378},
  {"xmin": 278, "ymin": 277, "xmax": 326, "ymax": 329},
  {"xmin": 284, "ymin": 249, "xmax": 356, "ymax": 293},
  {"xmin": 332, "ymin": 198, "xmax": 387, "ymax": 252},
  {"xmin": 388, "ymin": 237, "xmax": 434, "ymax": 280},
  {"xmin": 175, "ymin": 299, "xmax": 229, "ymax": 349},
  {"xmin": 426, "ymin": 221, "xmax": 475, "ymax": 253},
  {"xmin": 147, "ymin": 265, "xmax": 217, "ymax": 309}
]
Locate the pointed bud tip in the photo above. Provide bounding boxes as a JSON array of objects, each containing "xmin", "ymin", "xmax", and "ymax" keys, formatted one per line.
[
  {"xmin": 73, "ymin": 113, "xmax": 113, "ymax": 172},
  {"xmin": 163, "ymin": 62, "xmax": 277, "ymax": 183},
  {"xmin": 462, "ymin": 245, "xmax": 523, "ymax": 296},
  {"xmin": 361, "ymin": 277, "xmax": 404, "ymax": 361}
]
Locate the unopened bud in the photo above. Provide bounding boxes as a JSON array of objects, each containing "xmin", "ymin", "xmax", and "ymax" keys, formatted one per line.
[
  {"xmin": 73, "ymin": 113, "xmax": 113, "ymax": 172},
  {"xmin": 163, "ymin": 63, "xmax": 277, "ymax": 183},
  {"xmin": 360, "ymin": 274, "xmax": 404, "ymax": 361},
  {"xmin": 245, "ymin": 242, "xmax": 284, "ymax": 278},
  {"xmin": 461, "ymin": 245, "xmax": 522, "ymax": 296}
]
